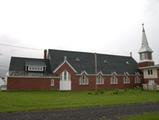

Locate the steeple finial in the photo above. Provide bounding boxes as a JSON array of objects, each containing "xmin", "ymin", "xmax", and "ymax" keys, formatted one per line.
[
  {"xmin": 142, "ymin": 23, "xmax": 145, "ymax": 32},
  {"xmin": 142, "ymin": 23, "xmax": 144, "ymax": 26}
]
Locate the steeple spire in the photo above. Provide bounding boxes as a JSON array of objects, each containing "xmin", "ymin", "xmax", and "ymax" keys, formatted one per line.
[
  {"xmin": 139, "ymin": 24, "xmax": 153, "ymax": 53},
  {"xmin": 138, "ymin": 24, "xmax": 154, "ymax": 67}
]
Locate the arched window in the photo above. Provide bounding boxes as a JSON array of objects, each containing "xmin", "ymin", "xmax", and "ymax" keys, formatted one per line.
[
  {"xmin": 60, "ymin": 70, "xmax": 70, "ymax": 81},
  {"xmin": 50, "ymin": 79, "xmax": 54, "ymax": 86},
  {"xmin": 135, "ymin": 73, "xmax": 141, "ymax": 83},
  {"xmin": 123, "ymin": 72, "xmax": 130, "ymax": 84},
  {"xmin": 111, "ymin": 72, "xmax": 118, "ymax": 84},
  {"xmin": 79, "ymin": 73, "xmax": 89, "ymax": 85},
  {"xmin": 96, "ymin": 73, "xmax": 104, "ymax": 85}
]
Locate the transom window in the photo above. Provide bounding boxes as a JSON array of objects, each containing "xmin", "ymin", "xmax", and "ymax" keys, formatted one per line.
[
  {"xmin": 96, "ymin": 74, "xmax": 104, "ymax": 85},
  {"xmin": 110, "ymin": 73, "xmax": 118, "ymax": 84},
  {"xmin": 79, "ymin": 73, "xmax": 89, "ymax": 85},
  {"xmin": 60, "ymin": 70, "xmax": 70, "ymax": 81}
]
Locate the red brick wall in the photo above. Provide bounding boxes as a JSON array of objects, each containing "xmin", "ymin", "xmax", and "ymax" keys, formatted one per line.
[
  {"xmin": 7, "ymin": 77, "xmax": 57, "ymax": 90},
  {"xmin": 138, "ymin": 61, "xmax": 154, "ymax": 68},
  {"xmin": 7, "ymin": 61, "xmax": 143, "ymax": 91},
  {"xmin": 7, "ymin": 75, "xmax": 142, "ymax": 91},
  {"xmin": 54, "ymin": 62, "xmax": 143, "ymax": 90}
]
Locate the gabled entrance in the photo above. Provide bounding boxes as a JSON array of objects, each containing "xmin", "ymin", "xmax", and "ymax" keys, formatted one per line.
[{"xmin": 59, "ymin": 70, "xmax": 71, "ymax": 91}]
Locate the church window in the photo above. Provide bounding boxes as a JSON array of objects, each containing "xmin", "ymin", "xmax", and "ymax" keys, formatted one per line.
[
  {"xmin": 79, "ymin": 73, "xmax": 89, "ymax": 85},
  {"xmin": 96, "ymin": 74, "xmax": 104, "ymax": 85},
  {"xmin": 135, "ymin": 73, "xmax": 141, "ymax": 83},
  {"xmin": 123, "ymin": 72, "xmax": 130, "ymax": 84},
  {"xmin": 110, "ymin": 72, "xmax": 118, "ymax": 84},
  {"xmin": 60, "ymin": 70, "xmax": 70, "ymax": 81}
]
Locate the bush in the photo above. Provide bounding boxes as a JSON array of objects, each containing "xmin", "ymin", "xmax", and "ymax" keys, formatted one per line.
[{"xmin": 88, "ymin": 90, "xmax": 104, "ymax": 95}]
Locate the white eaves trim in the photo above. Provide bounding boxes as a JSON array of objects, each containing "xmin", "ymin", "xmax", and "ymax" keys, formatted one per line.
[
  {"xmin": 139, "ymin": 59, "xmax": 154, "ymax": 63},
  {"xmin": 53, "ymin": 59, "xmax": 77, "ymax": 73},
  {"xmin": 97, "ymin": 71, "xmax": 103, "ymax": 76},
  {"xmin": 80, "ymin": 71, "xmax": 88, "ymax": 76}
]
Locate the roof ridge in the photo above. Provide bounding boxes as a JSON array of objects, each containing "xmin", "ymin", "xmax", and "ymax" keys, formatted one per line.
[
  {"xmin": 48, "ymin": 49, "xmax": 131, "ymax": 58},
  {"xmin": 11, "ymin": 56, "xmax": 44, "ymax": 60}
]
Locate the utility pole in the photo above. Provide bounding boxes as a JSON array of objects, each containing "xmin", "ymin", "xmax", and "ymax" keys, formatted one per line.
[{"xmin": 94, "ymin": 53, "xmax": 98, "ymax": 91}]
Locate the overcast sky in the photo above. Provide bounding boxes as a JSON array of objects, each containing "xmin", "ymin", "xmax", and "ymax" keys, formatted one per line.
[{"xmin": 0, "ymin": 0, "xmax": 159, "ymax": 76}]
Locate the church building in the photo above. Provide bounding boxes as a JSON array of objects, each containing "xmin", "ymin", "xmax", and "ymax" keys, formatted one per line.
[
  {"xmin": 138, "ymin": 24, "xmax": 159, "ymax": 90},
  {"xmin": 7, "ymin": 25, "xmax": 158, "ymax": 91}
]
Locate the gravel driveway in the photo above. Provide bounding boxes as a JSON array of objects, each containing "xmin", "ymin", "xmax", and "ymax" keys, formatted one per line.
[{"xmin": 0, "ymin": 103, "xmax": 159, "ymax": 120}]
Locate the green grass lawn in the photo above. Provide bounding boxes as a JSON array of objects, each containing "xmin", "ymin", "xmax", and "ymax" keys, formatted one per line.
[
  {"xmin": 121, "ymin": 112, "xmax": 159, "ymax": 120},
  {"xmin": 0, "ymin": 89, "xmax": 159, "ymax": 112}
]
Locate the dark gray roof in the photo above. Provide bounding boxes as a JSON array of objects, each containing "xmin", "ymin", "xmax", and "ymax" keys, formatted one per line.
[
  {"xmin": 25, "ymin": 60, "xmax": 46, "ymax": 66},
  {"xmin": 48, "ymin": 49, "xmax": 139, "ymax": 74},
  {"xmin": 9, "ymin": 57, "xmax": 52, "ymax": 76}
]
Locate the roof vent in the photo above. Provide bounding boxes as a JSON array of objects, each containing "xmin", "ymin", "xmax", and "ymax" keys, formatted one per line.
[
  {"xmin": 75, "ymin": 58, "xmax": 80, "ymax": 62},
  {"xmin": 64, "ymin": 56, "xmax": 67, "ymax": 60},
  {"xmin": 104, "ymin": 59, "xmax": 108, "ymax": 63},
  {"xmin": 126, "ymin": 61, "xmax": 129, "ymax": 64}
]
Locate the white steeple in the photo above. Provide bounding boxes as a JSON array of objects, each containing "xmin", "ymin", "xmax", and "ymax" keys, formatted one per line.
[{"xmin": 138, "ymin": 24, "xmax": 153, "ymax": 53}]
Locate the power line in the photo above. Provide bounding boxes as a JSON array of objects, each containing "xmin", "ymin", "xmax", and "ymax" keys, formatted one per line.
[{"xmin": 0, "ymin": 43, "xmax": 43, "ymax": 51}]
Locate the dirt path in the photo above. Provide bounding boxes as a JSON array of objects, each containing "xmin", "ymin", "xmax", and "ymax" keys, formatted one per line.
[{"xmin": 0, "ymin": 103, "xmax": 159, "ymax": 120}]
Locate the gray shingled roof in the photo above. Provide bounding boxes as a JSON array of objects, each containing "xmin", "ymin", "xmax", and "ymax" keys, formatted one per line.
[
  {"xmin": 9, "ymin": 49, "xmax": 140, "ymax": 76},
  {"xmin": 9, "ymin": 57, "xmax": 51, "ymax": 76},
  {"xmin": 25, "ymin": 60, "xmax": 46, "ymax": 67},
  {"xmin": 48, "ymin": 49, "xmax": 139, "ymax": 74}
]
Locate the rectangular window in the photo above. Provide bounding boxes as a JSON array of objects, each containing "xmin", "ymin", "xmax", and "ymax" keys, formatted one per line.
[
  {"xmin": 28, "ymin": 66, "xmax": 44, "ymax": 72},
  {"xmin": 51, "ymin": 79, "xmax": 54, "ymax": 86},
  {"xmin": 148, "ymin": 69, "xmax": 153, "ymax": 75}
]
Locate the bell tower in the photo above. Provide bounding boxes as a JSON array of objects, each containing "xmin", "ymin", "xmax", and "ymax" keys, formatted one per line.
[{"xmin": 138, "ymin": 24, "xmax": 154, "ymax": 67}]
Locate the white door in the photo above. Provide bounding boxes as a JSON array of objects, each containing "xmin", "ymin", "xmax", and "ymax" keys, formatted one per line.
[
  {"xmin": 148, "ymin": 80, "xmax": 155, "ymax": 85},
  {"xmin": 60, "ymin": 70, "xmax": 71, "ymax": 91}
]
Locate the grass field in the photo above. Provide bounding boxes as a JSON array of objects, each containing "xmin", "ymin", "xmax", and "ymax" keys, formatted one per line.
[
  {"xmin": 0, "ymin": 89, "xmax": 159, "ymax": 112},
  {"xmin": 121, "ymin": 112, "xmax": 159, "ymax": 120}
]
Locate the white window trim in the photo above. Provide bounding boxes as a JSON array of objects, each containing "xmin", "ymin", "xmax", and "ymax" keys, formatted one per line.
[
  {"xmin": 123, "ymin": 76, "xmax": 130, "ymax": 84},
  {"xmin": 27, "ymin": 66, "xmax": 45, "ymax": 72},
  {"xmin": 135, "ymin": 75, "xmax": 141, "ymax": 83},
  {"xmin": 79, "ymin": 73, "xmax": 89, "ymax": 85},
  {"xmin": 60, "ymin": 70, "xmax": 71, "ymax": 81},
  {"xmin": 110, "ymin": 73, "xmax": 118, "ymax": 84},
  {"xmin": 148, "ymin": 69, "xmax": 153, "ymax": 75},
  {"xmin": 51, "ymin": 79, "xmax": 54, "ymax": 86},
  {"xmin": 96, "ymin": 74, "xmax": 104, "ymax": 85}
]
